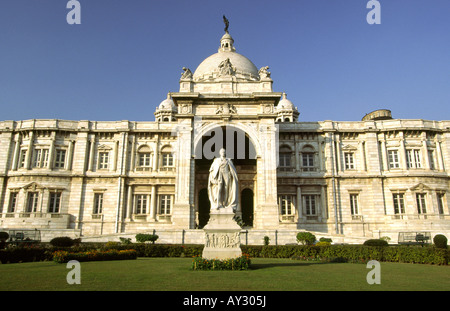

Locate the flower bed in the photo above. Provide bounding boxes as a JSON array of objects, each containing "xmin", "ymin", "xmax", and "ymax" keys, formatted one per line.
[
  {"xmin": 191, "ymin": 254, "xmax": 251, "ymax": 271},
  {"xmin": 52, "ymin": 249, "xmax": 137, "ymax": 263}
]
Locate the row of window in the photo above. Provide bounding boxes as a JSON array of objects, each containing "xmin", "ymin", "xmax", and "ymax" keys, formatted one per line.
[
  {"xmin": 279, "ymin": 147, "xmax": 439, "ymax": 171},
  {"xmin": 277, "ymin": 192, "xmax": 447, "ymax": 218},
  {"xmin": 7, "ymin": 191, "xmax": 174, "ymax": 217},
  {"xmin": 388, "ymin": 149, "xmax": 437, "ymax": 170},
  {"xmin": 8, "ymin": 191, "xmax": 62, "ymax": 214},
  {"xmin": 19, "ymin": 148, "xmax": 67, "ymax": 169},
  {"xmin": 17, "ymin": 148, "xmax": 174, "ymax": 171}
]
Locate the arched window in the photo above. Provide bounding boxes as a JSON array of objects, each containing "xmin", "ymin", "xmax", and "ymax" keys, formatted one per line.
[
  {"xmin": 301, "ymin": 145, "xmax": 316, "ymax": 171},
  {"xmin": 279, "ymin": 145, "xmax": 292, "ymax": 170},
  {"xmin": 137, "ymin": 145, "xmax": 152, "ymax": 171},
  {"xmin": 161, "ymin": 145, "xmax": 174, "ymax": 170}
]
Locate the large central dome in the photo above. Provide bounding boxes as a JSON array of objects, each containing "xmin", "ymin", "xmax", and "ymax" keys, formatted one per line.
[{"xmin": 192, "ymin": 32, "xmax": 260, "ymax": 82}]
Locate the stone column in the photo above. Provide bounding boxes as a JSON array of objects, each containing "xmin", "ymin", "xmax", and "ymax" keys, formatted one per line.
[
  {"xmin": 127, "ymin": 184, "xmax": 133, "ymax": 220},
  {"xmin": 296, "ymin": 186, "xmax": 302, "ymax": 222},
  {"xmin": 11, "ymin": 134, "xmax": 21, "ymax": 171},
  {"xmin": 87, "ymin": 135, "xmax": 96, "ymax": 171},
  {"xmin": 421, "ymin": 135, "xmax": 430, "ymax": 169},
  {"xmin": 150, "ymin": 185, "xmax": 157, "ymax": 221},
  {"xmin": 67, "ymin": 140, "xmax": 75, "ymax": 170},
  {"xmin": 435, "ymin": 137, "xmax": 444, "ymax": 171},
  {"xmin": 24, "ymin": 131, "xmax": 34, "ymax": 170},
  {"xmin": 48, "ymin": 137, "xmax": 55, "ymax": 170}
]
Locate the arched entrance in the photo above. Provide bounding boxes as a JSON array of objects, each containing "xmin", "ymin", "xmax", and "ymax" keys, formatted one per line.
[
  {"xmin": 241, "ymin": 188, "xmax": 254, "ymax": 227},
  {"xmin": 194, "ymin": 125, "xmax": 257, "ymax": 229}
]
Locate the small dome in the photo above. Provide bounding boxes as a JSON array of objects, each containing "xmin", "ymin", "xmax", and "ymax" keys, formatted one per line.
[
  {"xmin": 277, "ymin": 93, "xmax": 295, "ymax": 111},
  {"xmin": 158, "ymin": 93, "xmax": 176, "ymax": 111}
]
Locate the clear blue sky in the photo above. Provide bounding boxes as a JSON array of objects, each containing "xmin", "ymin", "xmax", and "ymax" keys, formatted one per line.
[{"xmin": 0, "ymin": 0, "xmax": 449, "ymax": 122}]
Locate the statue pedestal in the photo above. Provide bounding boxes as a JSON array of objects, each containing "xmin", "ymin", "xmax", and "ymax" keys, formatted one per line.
[{"xmin": 202, "ymin": 207, "xmax": 242, "ymax": 260}]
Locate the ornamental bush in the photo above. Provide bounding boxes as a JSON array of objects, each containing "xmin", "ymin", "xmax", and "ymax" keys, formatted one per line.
[
  {"xmin": 433, "ymin": 234, "xmax": 448, "ymax": 249},
  {"xmin": 50, "ymin": 237, "xmax": 75, "ymax": 247},
  {"xmin": 296, "ymin": 232, "xmax": 316, "ymax": 245},
  {"xmin": 191, "ymin": 254, "xmax": 251, "ymax": 271},
  {"xmin": 135, "ymin": 233, "xmax": 159, "ymax": 244}
]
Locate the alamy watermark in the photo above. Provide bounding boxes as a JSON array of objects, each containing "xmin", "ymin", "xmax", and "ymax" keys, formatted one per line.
[
  {"xmin": 367, "ymin": 0, "xmax": 381, "ymax": 25},
  {"xmin": 66, "ymin": 260, "xmax": 81, "ymax": 284},
  {"xmin": 67, "ymin": 0, "xmax": 81, "ymax": 25},
  {"xmin": 366, "ymin": 260, "xmax": 381, "ymax": 284}
]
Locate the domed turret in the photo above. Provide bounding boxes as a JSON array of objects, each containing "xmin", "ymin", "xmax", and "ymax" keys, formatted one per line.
[
  {"xmin": 276, "ymin": 93, "xmax": 299, "ymax": 122},
  {"xmin": 155, "ymin": 93, "xmax": 177, "ymax": 122}
]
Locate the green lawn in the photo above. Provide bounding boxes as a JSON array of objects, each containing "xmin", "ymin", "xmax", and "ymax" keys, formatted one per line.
[{"xmin": 0, "ymin": 257, "xmax": 448, "ymax": 291}]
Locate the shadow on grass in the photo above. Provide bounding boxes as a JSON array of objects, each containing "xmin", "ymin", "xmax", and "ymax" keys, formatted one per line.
[{"xmin": 249, "ymin": 262, "xmax": 314, "ymax": 270}]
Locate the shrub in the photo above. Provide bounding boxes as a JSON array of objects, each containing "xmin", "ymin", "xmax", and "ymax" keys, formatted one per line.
[
  {"xmin": 363, "ymin": 239, "xmax": 388, "ymax": 247},
  {"xmin": 135, "ymin": 234, "xmax": 159, "ymax": 244},
  {"xmin": 0, "ymin": 232, "xmax": 9, "ymax": 241},
  {"xmin": 315, "ymin": 241, "xmax": 331, "ymax": 246},
  {"xmin": 50, "ymin": 237, "xmax": 75, "ymax": 247},
  {"xmin": 296, "ymin": 232, "xmax": 316, "ymax": 245},
  {"xmin": 433, "ymin": 234, "xmax": 448, "ymax": 249},
  {"xmin": 120, "ymin": 237, "xmax": 132, "ymax": 245},
  {"xmin": 263, "ymin": 236, "xmax": 270, "ymax": 246},
  {"xmin": 319, "ymin": 237, "xmax": 332, "ymax": 243},
  {"xmin": 191, "ymin": 254, "xmax": 251, "ymax": 271}
]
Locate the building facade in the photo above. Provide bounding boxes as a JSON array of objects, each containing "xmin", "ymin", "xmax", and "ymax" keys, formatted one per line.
[{"xmin": 0, "ymin": 29, "xmax": 449, "ymax": 244}]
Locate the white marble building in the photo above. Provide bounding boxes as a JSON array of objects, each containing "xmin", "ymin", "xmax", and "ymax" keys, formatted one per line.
[{"xmin": 0, "ymin": 28, "xmax": 449, "ymax": 244}]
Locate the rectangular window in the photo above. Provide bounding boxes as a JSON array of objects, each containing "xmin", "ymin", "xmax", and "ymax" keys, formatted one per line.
[
  {"xmin": 48, "ymin": 192, "xmax": 62, "ymax": 213},
  {"xmin": 135, "ymin": 194, "xmax": 147, "ymax": 214},
  {"xmin": 26, "ymin": 192, "xmax": 39, "ymax": 213},
  {"xmin": 8, "ymin": 192, "xmax": 18, "ymax": 213},
  {"xmin": 162, "ymin": 153, "xmax": 173, "ymax": 167},
  {"xmin": 302, "ymin": 153, "xmax": 314, "ymax": 171},
  {"xmin": 98, "ymin": 152, "xmax": 109, "ymax": 169},
  {"xmin": 54, "ymin": 149, "xmax": 66, "ymax": 169},
  {"xmin": 350, "ymin": 194, "xmax": 359, "ymax": 215},
  {"xmin": 279, "ymin": 153, "xmax": 291, "ymax": 168},
  {"xmin": 428, "ymin": 150, "xmax": 436, "ymax": 170},
  {"xmin": 393, "ymin": 193, "xmax": 405, "ymax": 215},
  {"xmin": 139, "ymin": 153, "xmax": 151, "ymax": 167},
  {"xmin": 303, "ymin": 195, "xmax": 317, "ymax": 216},
  {"xmin": 93, "ymin": 193, "xmax": 103, "ymax": 215},
  {"xmin": 406, "ymin": 149, "xmax": 422, "ymax": 169},
  {"xmin": 32, "ymin": 149, "xmax": 49, "ymax": 168},
  {"xmin": 388, "ymin": 150, "xmax": 400, "ymax": 169},
  {"xmin": 19, "ymin": 149, "xmax": 27, "ymax": 168},
  {"xmin": 279, "ymin": 195, "xmax": 294, "ymax": 216},
  {"xmin": 416, "ymin": 193, "xmax": 427, "ymax": 214},
  {"xmin": 344, "ymin": 152, "xmax": 355, "ymax": 170},
  {"xmin": 159, "ymin": 195, "xmax": 172, "ymax": 215},
  {"xmin": 437, "ymin": 194, "xmax": 445, "ymax": 215}
]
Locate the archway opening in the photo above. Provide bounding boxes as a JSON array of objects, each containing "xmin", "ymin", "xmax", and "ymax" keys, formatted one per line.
[{"xmin": 194, "ymin": 125, "xmax": 257, "ymax": 229}]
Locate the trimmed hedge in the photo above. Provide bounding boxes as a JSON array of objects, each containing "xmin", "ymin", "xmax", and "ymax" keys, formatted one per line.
[
  {"xmin": 191, "ymin": 254, "xmax": 251, "ymax": 270},
  {"xmin": 53, "ymin": 249, "xmax": 137, "ymax": 263},
  {"xmin": 1, "ymin": 243, "xmax": 448, "ymax": 265}
]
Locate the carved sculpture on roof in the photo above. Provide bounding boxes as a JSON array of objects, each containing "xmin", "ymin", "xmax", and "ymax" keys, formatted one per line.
[
  {"xmin": 258, "ymin": 66, "xmax": 271, "ymax": 79},
  {"xmin": 218, "ymin": 58, "xmax": 234, "ymax": 76},
  {"xmin": 181, "ymin": 67, "xmax": 193, "ymax": 80}
]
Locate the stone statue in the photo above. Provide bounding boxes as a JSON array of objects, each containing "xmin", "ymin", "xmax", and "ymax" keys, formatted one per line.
[
  {"xmin": 258, "ymin": 66, "xmax": 271, "ymax": 79},
  {"xmin": 223, "ymin": 15, "xmax": 229, "ymax": 33},
  {"xmin": 208, "ymin": 148, "xmax": 238, "ymax": 211},
  {"xmin": 181, "ymin": 67, "xmax": 192, "ymax": 80},
  {"xmin": 218, "ymin": 58, "xmax": 234, "ymax": 76}
]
